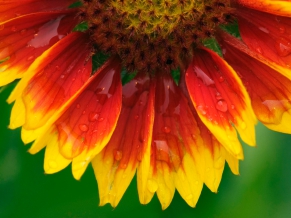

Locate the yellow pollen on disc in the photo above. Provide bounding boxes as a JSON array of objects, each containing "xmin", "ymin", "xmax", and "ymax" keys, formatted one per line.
[
  {"xmin": 82, "ymin": 0, "xmax": 232, "ymax": 73},
  {"xmin": 110, "ymin": 0, "xmax": 205, "ymax": 36}
]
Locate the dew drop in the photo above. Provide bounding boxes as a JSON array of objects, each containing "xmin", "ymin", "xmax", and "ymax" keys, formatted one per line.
[
  {"xmin": 60, "ymin": 74, "xmax": 65, "ymax": 79},
  {"xmin": 27, "ymin": 55, "xmax": 34, "ymax": 61},
  {"xmin": 20, "ymin": 29, "xmax": 26, "ymax": 35},
  {"xmin": 231, "ymin": 104, "xmax": 235, "ymax": 110},
  {"xmin": 186, "ymin": 194, "xmax": 193, "ymax": 200},
  {"xmin": 76, "ymin": 104, "xmax": 80, "ymax": 109},
  {"xmin": 240, "ymin": 121, "xmax": 247, "ymax": 130},
  {"xmin": 197, "ymin": 105, "xmax": 207, "ymax": 115},
  {"xmin": 214, "ymin": 156, "xmax": 224, "ymax": 169},
  {"xmin": 137, "ymin": 151, "xmax": 142, "ymax": 161},
  {"xmin": 89, "ymin": 112, "xmax": 99, "ymax": 121},
  {"xmin": 48, "ymin": 160, "xmax": 57, "ymax": 169},
  {"xmin": 274, "ymin": 37, "xmax": 291, "ymax": 57},
  {"xmin": 255, "ymin": 46, "xmax": 263, "ymax": 54},
  {"xmin": 218, "ymin": 76, "xmax": 224, "ymax": 82},
  {"xmin": 55, "ymin": 65, "xmax": 60, "ymax": 70},
  {"xmin": 215, "ymin": 92, "xmax": 223, "ymax": 100},
  {"xmin": 11, "ymin": 26, "xmax": 17, "ymax": 32},
  {"xmin": 279, "ymin": 26, "xmax": 286, "ymax": 34},
  {"xmin": 79, "ymin": 124, "xmax": 89, "ymax": 132},
  {"xmin": 82, "ymin": 110, "xmax": 86, "ymax": 115},
  {"xmin": 162, "ymin": 126, "xmax": 171, "ymax": 133},
  {"xmin": 134, "ymin": 115, "xmax": 139, "ymax": 120},
  {"xmin": 114, "ymin": 150, "xmax": 123, "ymax": 161},
  {"xmin": 147, "ymin": 179, "xmax": 158, "ymax": 193},
  {"xmin": 216, "ymin": 100, "xmax": 228, "ymax": 112},
  {"xmin": 97, "ymin": 117, "xmax": 104, "ymax": 122},
  {"xmin": 120, "ymin": 163, "xmax": 127, "ymax": 169}
]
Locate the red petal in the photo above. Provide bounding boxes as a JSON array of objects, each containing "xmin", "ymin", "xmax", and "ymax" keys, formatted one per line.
[
  {"xmin": 148, "ymin": 74, "xmax": 205, "ymax": 209},
  {"xmin": 9, "ymin": 32, "xmax": 92, "ymax": 131},
  {"xmin": 236, "ymin": 0, "xmax": 291, "ymax": 17},
  {"xmin": 185, "ymin": 48, "xmax": 257, "ymax": 159},
  {"xmin": 0, "ymin": 10, "xmax": 79, "ymax": 86},
  {"xmin": 92, "ymin": 74, "xmax": 155, "ymax": 207},
  {"xmin": 237, "ymin": 6, "xmax": 291, "ymax": 77},
  {"xmin": 0, "ymin": 0, "xmax": 75, "ymax": 22},
  {"xmin": 56, "ymin": 57, "xmax": 122, "ymax": 161},
  {"xmin": 219, "ymin": 31, "xmax": 291, "ymax": 133}
]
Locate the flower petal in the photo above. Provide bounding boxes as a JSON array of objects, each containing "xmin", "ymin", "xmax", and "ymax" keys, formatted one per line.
[
  {"xmin": 0, "ymin": 0, "xmax": 75, "ymax": 22},
  {"xmin": 92, "ymin": 74, "xmax": 155, "ymax": 207},
  {"xmin": 58, "ymin": 57, "xmax": 122, "ymax": 179},
  {"xmin": 29, "ymin": 57, "xmax": 122, "ymax": 180},
  {"xmin": 219, "ymin": 31, "xmax": 291, "ymax": 134},
  {"xmin": 236, "ymin": 0, "xmax": 291, "ymax": 17},
  {"xmin": 147, "ymin": 75, "xmax": 206, "ymax": 209},
  {"xmin": 185, "ymin": 48, "xmax": 257, "ymax": 159},
  {"xmin": 9, "ymin": 32, "xmax": 92, "ymax": 132},
  {"xmin": 236, "ymin": 6, "xmax": 291, "ymax": 79},
  {"xmin": 44, "ymin": 129, "xmax": 71, "ymax": 174},
  {"xmin": 0, "ymin": 10, "xmax": 79, "ymax": 86}
]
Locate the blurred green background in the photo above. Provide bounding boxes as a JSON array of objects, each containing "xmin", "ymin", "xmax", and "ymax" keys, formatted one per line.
[{"xmin": 0, "ymin": 83, "xmax": 291, "ymax": 218}]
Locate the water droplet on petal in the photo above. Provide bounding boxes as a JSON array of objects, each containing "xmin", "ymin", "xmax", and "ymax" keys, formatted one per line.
[
  {"xmin": 97, "ymin": 117, "xmax": 104, "ymax": 122},
  {"xmin": 79, "ymin": 124, "xmax": 89, "ymax": 132},
  {"xmin": 197, "ymin": 105, "xmax": 207, "ymax": 115},
  {"xmin": 48, "ymin": 160, "xmax": 57, "ymax": 169},
  {"xmin": 240, "ymin": 121, "xmax": 247, "ymax": 130},
  {"xmin": 11, "ymin": 26, "xmax": 17, "ymax": 32},
  {"xmin": 218, "ymin": 76, "xmax": 224, "ymax": 82},
  {"xmin": 82, "ymin": 110, "xmax": 86, "ymax": 115},
  {"xmin": 134, "ymin": 115, "xmax": 139, "ymax": 120},
  {"xmin": 147, "ymin": 179, "xmax": 158, "ymax": 193},
  {"xmin": 216, "ymin": 100, "xmax": 228, "ymax": 112},
  {"xmin": 255, "ymin": 46, "xmax": 263, "ymax": 54},
  {"xmin": 274, "ymin": 37, "xmax": 291, "ymax": 57},
  {"xmin": 162, "ymin": 126, "xmax": 171, "ymax": 133},
  {"xmin": 231, "ymin": 104, "xmax": 235, "ymax": 110},
  {"xmin": 114, "ymin": 150, "xmax": 123, "ymax": 161},
  {"xmin": 89, "ymin": 112, "xmax": 99, "ymax": 121},
  {"xmin": 120, "ymin": 163, "xmax": 127, "ymax": 169},
  {"xmin": 27, "ymin": 55, "xmax": 34, "ymax": 61},
  {"xmin": 214, "ymin": 156, "xmax": 224, "ymax": 169},
  {"xmin": 215, "ymin": 92, "xmax": 223, "ymax": 100},
  {"xmin": 186, "ymin": 194, "xmax": 193, "ymax": 200},
  {"xmin": 55, "ymin": 65, "xmax": 60, "ymax": 70},
  {"xmin": 76, "ymin": 104, "xmax": 80, "ymax": 109},
  {"xmin": 279, "ymin": 26, "xmax": 286, "ymax": 34},
  {"xmin": 20, "ymin": 29, "xmax": 26, "ymax": 35},
  {"xmin": 60, "ymin": 74, "xmax": 65, "ymax": 79}
]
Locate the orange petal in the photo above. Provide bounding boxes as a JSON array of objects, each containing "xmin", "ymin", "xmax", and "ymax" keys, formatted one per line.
[
  {"xmin": 92, "ymin": 74, "xmax": 155, "ymax": 207},
  {"xmin": 180, "ymin": 77, "xmax": 239, "ymax": 188},
  {"xmin": 0, "ymin": 0, "xmax": 75, "ymax": 23},
  {"xmin": 185, "ymin": 48, "xmax": 257, "ymax": 159},
  {"xmin": 0, "ymin": 10, "xmax": 79, "ymax": 86},
  {"xmin": 236, "ymin": 0, "xmax": 291, "ymax": 17},
  {"xmin": 54, "ymin": 57, "xmax": 122, "ymax": 179},
  {"xmin": 147, "ymin": 74, "xmax": 206, "ymax": 209},
  {"xmin": 9, "ymin": 32, "xmax": 92, "ymax": 132},
  {"xmin": 219, "ymin": 31, "xmax": 291, "ymax": 134},
  {"xmin": 236, "ymin": 6, "xmax": 291, "ymax": 80}
]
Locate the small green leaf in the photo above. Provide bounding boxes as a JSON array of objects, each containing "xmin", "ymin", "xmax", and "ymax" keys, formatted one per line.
[{"xmin": 73, "ymin": 22, "xmax": 88, "ymax": 32}]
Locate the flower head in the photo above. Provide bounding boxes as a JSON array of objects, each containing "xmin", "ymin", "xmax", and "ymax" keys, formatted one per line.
[{"xmin": 1, "ymin": 0, "xmax": 291, "ymax": 209}]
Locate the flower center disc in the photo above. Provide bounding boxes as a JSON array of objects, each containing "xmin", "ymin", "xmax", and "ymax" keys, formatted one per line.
[{"xmin": 81, "ymin": 0, "xmax": 232, "ymax": 73}]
